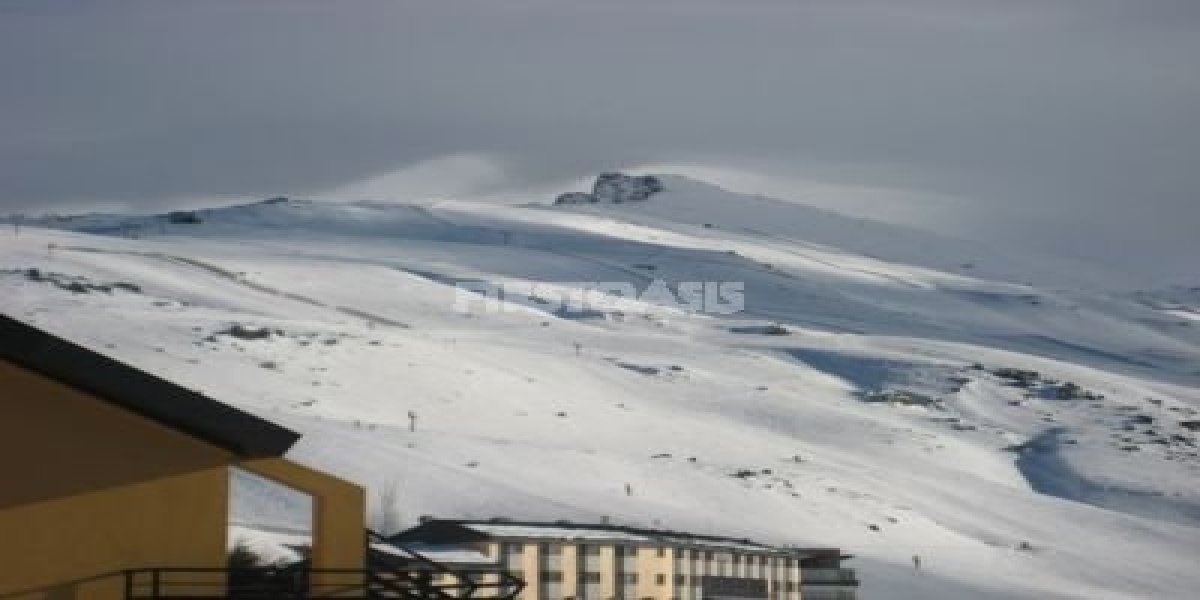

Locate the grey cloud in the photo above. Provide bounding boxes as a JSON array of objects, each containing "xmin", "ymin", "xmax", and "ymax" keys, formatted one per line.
[{"xmin": 1, "ymin": 0, "xmax": 1197, "ymax": 280}]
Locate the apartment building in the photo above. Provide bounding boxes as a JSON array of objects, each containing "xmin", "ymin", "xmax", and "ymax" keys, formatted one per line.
[{"xmin": 388, "ymin": 519, "xmax": 857, "ymax": 600}]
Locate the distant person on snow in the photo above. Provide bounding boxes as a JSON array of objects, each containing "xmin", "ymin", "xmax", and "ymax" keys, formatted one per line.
[{"xmin": 913, "ymin": 554, "xmax": 921, "ymax": 571}]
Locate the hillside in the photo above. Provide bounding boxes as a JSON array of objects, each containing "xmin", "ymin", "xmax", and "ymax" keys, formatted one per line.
[{"xmin": 2, "ymin": 175, "xmax": 1198, "ymax": 600}]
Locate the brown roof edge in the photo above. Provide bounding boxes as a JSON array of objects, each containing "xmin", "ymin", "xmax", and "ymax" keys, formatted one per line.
[{"xmin": 0, "ymin": 314, "xmax": 300, "ymax": 457}]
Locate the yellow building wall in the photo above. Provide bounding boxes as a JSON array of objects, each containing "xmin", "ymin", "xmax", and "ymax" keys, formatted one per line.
[
  {"xmin": 598, "ymin": 545, "xmax": 616, "ymax": 600},
  {"xmin": 477, "ymin": 540, "xmax": 808, "ymax": 600},
  {"xmin": 239, "ymin": 458, "xmax": 366, "ymax": 572},
  {"xmin": 0, "ymin": 360, "xmax": 234, "ymax": 600},
  {"xmin": 0, "ymin": 360, "xmax": 234, "ymax": 509},
  {"xmin": 559, "ymin": 544, "xmax": 578, "ymax": 600},
  {"xmin": 0, "ymin": 468, "xmax": 230, "ymax": 600},
  {"xmin": 519, "ymin": 543, "xmax": 540, "ymax": 600},
  {"xmin": 637, "ymin": 546, "xmax": 674, "ymax": 600},
  {"xmin": 0, "ymin": 359, "xmax": 370, "ymax": 600}
]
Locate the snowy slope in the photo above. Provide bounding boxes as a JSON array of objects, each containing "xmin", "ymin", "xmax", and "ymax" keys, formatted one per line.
[{"xmin": 2, "ymin": 177, "xmax": 1198, "ymax": 600}]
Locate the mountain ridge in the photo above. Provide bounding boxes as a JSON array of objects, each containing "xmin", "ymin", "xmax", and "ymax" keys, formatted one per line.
[{"xmin": 2, "ymin": 174, "xmax": 1198, "ymax": 600}]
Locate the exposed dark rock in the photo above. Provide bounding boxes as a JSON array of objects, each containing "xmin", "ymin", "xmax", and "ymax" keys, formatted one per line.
[
  {"xmin": 1055, "ymin": 382, "xmax": 1084, "ymax": 400},
  {"xmin": 167, "ymin": 210, "xmax": 203, "ymax": 224},
  {"xmin": 865, "ymin": 390, "xmax": 938, "ymax": 407},
  {"xmin": 593, "ymin": 173, "xmax": 663, "ymax": 203},
  {"xmin": 553, "ymin": 192, "xmax": 597, "ymax": 205},
  {"xmin": 220, "ymin": 324, "xmax": 274, "ymax": 340},
  {"xmin": 617, "ymin": 362, "xmax": 660, "ymax": 376},
  {"xmin": 993, "ymin": 367, "xmax": 1040, "ymax": 384},
  {"xmin": 553, "ymin": 174, "xmax": 665, "ymax": 205},
  {"xmin": 16, "ymin": 269, "xmax": 143, "ymax": 295}
]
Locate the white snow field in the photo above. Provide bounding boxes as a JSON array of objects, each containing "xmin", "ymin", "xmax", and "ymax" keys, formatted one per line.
[{"xmin": 2, "ymin": 175, "xmax": 1198, "ymax": 599}]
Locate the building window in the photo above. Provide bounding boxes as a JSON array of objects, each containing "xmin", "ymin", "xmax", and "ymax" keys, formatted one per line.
[
  {"xmin": 540, "ymin": 572, "xmax": 563, "ymax": 583},
  {"xmin": 621, "ymin": 574, "xmax": 638, "ymax": 584},
  {"xmin": 581, "ymin": 544, "xmax": 602, "ymax": 556},
  {"xmin": 656, "ymin": 547, "xmax": 666, "ymax": 558},
  {"xmin": 673, "ymin": 575, "xmax": 686, "ymax": 586},
  {"xmin": 504, "ymin": 543, "xmax": 524, "ymax": 555},
  {"xmin": 732, "ymin": 554, "xmax": 741, "ymax": 565},
  {"xmin": 540, "ymin": 543, "xmax": 562, "ymax": 555},
  {"xmin": 704, "ymin": 551, "xmax": 714, "ymax": 560},
  {"xmin": 690, "ymin": 549, "xmax": 700, "ymax": 560},
  {"xmin": 655, "ymin": 574, "xmax": 666, "ymax": 586},
  {"xmin": 580, "ymin": 572, "xmax": 602, "ymax": 584},
  {"xmin": 785, "ymin": 582, "xmax": 796, "ymax": 592}
]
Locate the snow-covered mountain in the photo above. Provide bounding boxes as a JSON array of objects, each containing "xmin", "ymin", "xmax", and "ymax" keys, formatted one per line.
[{"xmin": 2, "ymin": 174, "xmax": 1198, "ymax": 600}]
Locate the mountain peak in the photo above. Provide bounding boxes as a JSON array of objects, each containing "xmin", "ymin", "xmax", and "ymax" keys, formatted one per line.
[{"xmin": 554, "ymin": 173, "xmax": 665, "ymax": 205}]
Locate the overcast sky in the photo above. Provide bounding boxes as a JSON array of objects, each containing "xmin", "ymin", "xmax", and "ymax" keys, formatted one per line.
[{"xmin": 1, "ymin": 0, "xmax": 1197, "ymax": 282}]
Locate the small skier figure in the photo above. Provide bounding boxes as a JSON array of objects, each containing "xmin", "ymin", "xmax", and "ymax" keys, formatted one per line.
[{"xmin": 913, "ymin": 554, "xmax": 921, "ymax": 571}]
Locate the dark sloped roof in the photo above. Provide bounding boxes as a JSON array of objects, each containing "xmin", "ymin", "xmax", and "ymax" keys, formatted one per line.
[
  {"xmin": 0, "ymin": 314, "xmax": 299, "ymax": 457},
  {"xmin": 388, "ymin": 520, "xmax": 493, "ymax": 545},
  {"xmin": 395, "ymin": 518, "xmax": 813, "ymax": 557}
]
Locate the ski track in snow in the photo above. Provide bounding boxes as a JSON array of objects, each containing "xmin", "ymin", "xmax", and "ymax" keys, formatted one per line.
[{"xmin": 55, "ymin": 245, "xmax": 412, "ymax": 329}]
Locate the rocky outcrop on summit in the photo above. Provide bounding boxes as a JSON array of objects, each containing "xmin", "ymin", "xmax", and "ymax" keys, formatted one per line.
[
  {"xmin": 553, "ymin": 192, "xmax": 598, "ymax": 205},
  {"xmin": 554, "ymin": 173, "xmax": 664, "ymax": 205},
  {"xmin": 593, "ymin": 173, "xmax": 664, "ymax": 202}
]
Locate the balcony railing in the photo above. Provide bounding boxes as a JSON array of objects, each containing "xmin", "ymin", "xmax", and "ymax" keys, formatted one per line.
[{"xmin": 122, "ymin": 565, "xmax": 524, "ymax": 600}]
